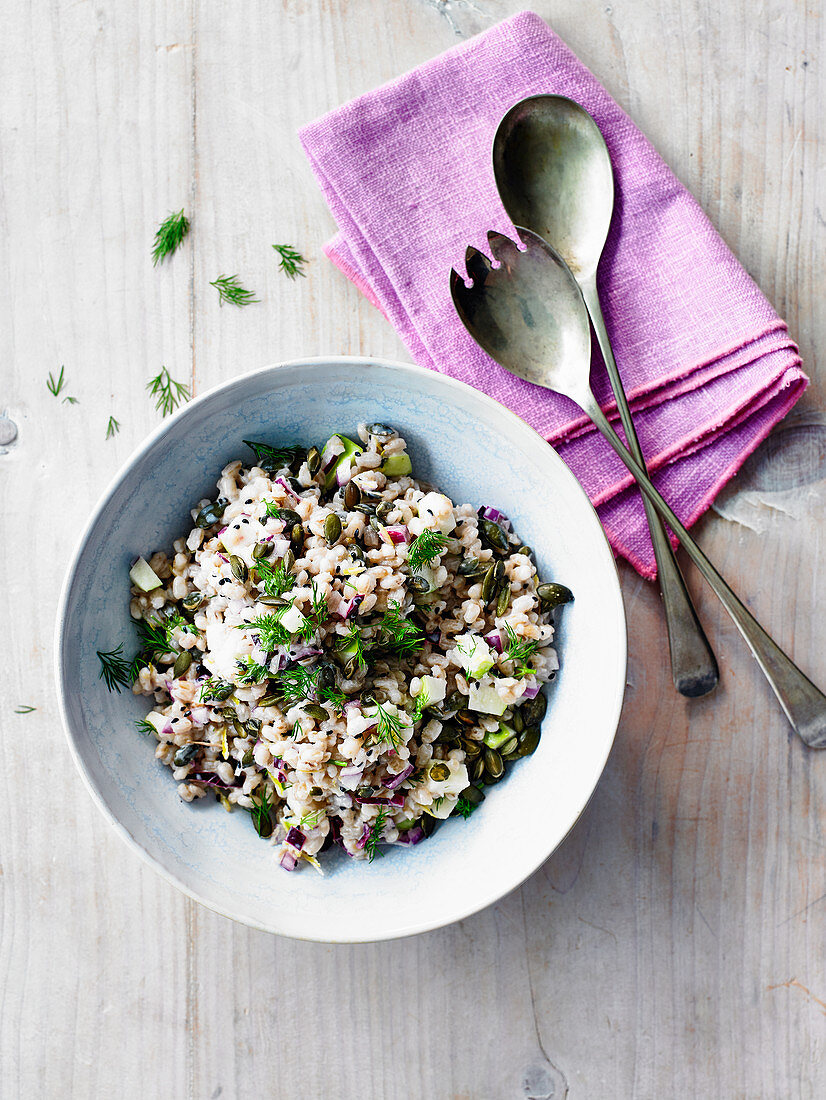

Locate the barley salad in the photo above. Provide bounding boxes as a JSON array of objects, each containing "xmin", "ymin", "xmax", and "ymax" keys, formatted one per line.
[{"xmin": 112, "ymin": 423, "xmax": 572, "ymax": 872}]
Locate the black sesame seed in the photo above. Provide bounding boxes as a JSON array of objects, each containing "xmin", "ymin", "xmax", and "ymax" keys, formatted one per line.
[
  {"xmin": 241, "ymin": 518, "xmax": 249, "ymax": 525},
  {"xmin": 244, "ymin": 498, "xmax": 253, "ymax": 504}
]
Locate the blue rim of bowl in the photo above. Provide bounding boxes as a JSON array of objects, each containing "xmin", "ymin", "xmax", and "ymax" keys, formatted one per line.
[{"xmin": 54, "ymin": 355, "xmax": 627, "ymax": 942}]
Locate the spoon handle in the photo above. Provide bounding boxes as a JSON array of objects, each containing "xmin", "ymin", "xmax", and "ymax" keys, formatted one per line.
[
  {"xmin": 581, "ymin": 278, "xmax": 718, "ymax": 698},
  {"xmin": 584, "ymin": 394, "xmax": 826, "ymax": 748}
]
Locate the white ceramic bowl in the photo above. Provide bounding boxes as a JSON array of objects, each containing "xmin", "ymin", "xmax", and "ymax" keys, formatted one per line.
[{"xmin": 55, "ymin": 356, "xmax": 626, "ymax": 942}]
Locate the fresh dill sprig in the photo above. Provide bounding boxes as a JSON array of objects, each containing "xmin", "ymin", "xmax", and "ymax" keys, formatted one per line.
[
  {"xmin": 256, "ymin": 557, "xmax": 294, "ymax": 600},
  {"xmin": 407, "ymin": 528, "xmax": 449, "ymax": 573},
  {"xmin": 105, "ymin": 416, "xmax": 121, "ymax": 439},
  {"xmin": 433, "ymin": 795, "xmax": 445, "ymax": 811},
  {"xmin": 146, "ymin": 367, "xmax": 191, "ymax": 417},
  {"xmin": 271, "ymin": 664, "xmax": 319, "ymax": 704},
  {"xmin": 198, "ymin": 677, "xmax": 234, "ymax": 703},
  {"xmin": 305, "ymin": 582, "xmax": 329, "ymax": 633},
  {"xmin": 15, "ymin": 705, "xmax": 36, "ymax": 714},
  {"xmin": 338, "ymin": 622, "xmax": 367, "ymax": 669},
  {"xmin": 372, "ymin": 701, "xmax": 407, "ymax": 749},
  {"xmin": 365, "ymin": 808, "xmax": 387, "ymax": 863},
  {"xmin": 377, "ymin": 604, "xmax": 424, "ymax": 657},
  {"xmin": 46, "ymin": 366, "xmax": 66, "ymax": 396},
  {"xmin": 242, "ymin": 608, "xmax": 293, "ymax": 652},
  {"xmin": 291, "ymin": 720, "xmax": 303, "ymax": 741},
  {"xmin": 503, "ymin": 624, "xmax": 540, "ymax": 677},
  {"xmin": 134, "ymin": 616, "xmax": 178, "ymax": 659},
  {"xmin": 319, "ymin": 684, "xmax": 346, "ymax": 712},
  {"xmin": 410, "ymin": 685, "xmax": 430, "ymax": 723},
  {"xmin": 236, "ymin": 656, "xmax": 269, "ymax": 685},
  {"xmin": 272, "ymin": 243, "xmax": 308, "ymax": 280},
  {"xmin": 97, "ymin": 644, "xmax": 133, "ymax": 693},
  {"xmin": 263, "ymin": 500, "xmax": 293, "ymax": 519},
  {"xmin": 210, "ymin": 274, "xmax": 259, "ymax": 307},
  {"xmin": 152, "ymin": 209, "xmax": 190, "ymax": 266},
  {"xmin": 134, "ymin": 718, "xmax": 156, "ymax": 735},
  {"xmin": 63, "ymin": 395, "xmax": 79, "ymax": 404},
  {"xmin": 455, "ymin": 794, "xmax": 480, "ymax": 820},
  {"xmin": 300, "ymin": 808, "xmax": 324, "ymax": 830},
  {"xmin": 250, "ymin": 785, "xmax": 274, "ymax": 838},
  {"xmin": 243, "ymin": 440, "xmax": 303, "ymax": 472}
]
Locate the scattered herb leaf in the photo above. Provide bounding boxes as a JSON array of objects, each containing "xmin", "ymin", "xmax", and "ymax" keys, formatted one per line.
[
  {"xmin": 377, "ymin": 603, "xmax": 424, "ymax": 657},
  {"xmin": 408, "ymin": 528, "xmax": 449, "ymax": 573},
  {"xmin": 46, "ymin": 366, "xmax": 66, "ymax": 396},
  {"xmin": 14, "ymin": 705, "xmax": 36, "ymax": 714},
  {"xmin": 455, "ymin": 794, "xmax": 480, "ymax": 819},
  {"xmin": 272, "ymin": 243, "xmax": 308, "ymax": 280},
  {"xmin": 372, "ymin": 701, "xmax": 407, "ymax": 749},
  {"xmin": 97, "ymin": 644, "xmax": 133, "ymax": 693},
  {"xmin": 235, "ymin": 656, "xmax": 269, "ymax": 685},
  {"xmin": 365, "ymin": 808, "xmax": 388, "ymax": 863},
  {"xmin": 105, "ymin": 415, "xmax": 121, "ymax": 439},
  {"xmin": 256, "ymin": 556, "xmax": 294, "ymax": 600},
  {"xmin": 243, "ymin": 440, "xmax": 303, "ymax": 472},
  {"xmin": 146, "ymin": 367, "xmax": 191, "ymax": 417},
  {"xmin": 503, "ymin": 624, "xmax": 540, "ymax": 677},
  {"xmin": 152, "ymin": 209, "xmax": 190, "ymax": 266},
  {"xmin": 250, "ymin": 785, "xmax": 274, "ymax": 838},
  {"xmin": 210, "ymin": 274, "xmax": 259, "ymax": 307},
  {"xmin": 134, "ymin": 718, "xmax": 156, "ymax": 735}
]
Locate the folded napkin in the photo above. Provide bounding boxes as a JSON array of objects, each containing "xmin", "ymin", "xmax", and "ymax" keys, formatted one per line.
[{"xmin": 299, "ymin": 10, "xmax": 807, "ymax": 578}]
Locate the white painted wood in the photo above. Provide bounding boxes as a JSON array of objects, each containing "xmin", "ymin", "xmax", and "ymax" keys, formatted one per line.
[{"xmin": 2, "ymin": 1, "xmax": 825, "ymax": 1096}]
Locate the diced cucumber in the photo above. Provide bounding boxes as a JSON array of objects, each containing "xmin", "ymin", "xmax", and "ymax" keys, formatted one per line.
[
  {"xmin": 380, "ymin": 453, "xmax": 412, "ymax": 477},
  {"xmin": 467, "ymin": 683, "xmax": 507, "ymax": 716},
  {"xmin": 129, "ymin": 556, "xmax": 163, "ymax": 592},
  {"xmin": 322, "ymin": 435, "xmax": 363, "ymax": 488},
  {"xmin": 454, "ymin": 633, "xmax": 495, "ymax": 680},
  {"xmin": 280, "ymin": 604, "xmax": 309, "ymax": 634},
  {"xmin": 416, "ymin": 675, "xmax": 446, "ymax": 705},
  {"xmin": 484, "ymin": 721, "xmax": 517, "ymax": 750}
]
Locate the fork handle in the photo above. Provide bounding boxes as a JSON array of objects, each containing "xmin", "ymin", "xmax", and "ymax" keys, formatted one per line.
[
  {"xmin": 582, "ymin": 278, "xmax": 718, "ymax": 697},
  {"xmin": 584, "ymin": 393, "xmax": 826, "ymax": 748}
]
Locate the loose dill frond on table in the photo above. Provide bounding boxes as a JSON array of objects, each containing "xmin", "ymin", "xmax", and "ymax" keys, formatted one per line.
[
  {"xmin": 14, "ymin": 705, "xmax": 36, "ymax": 714},
  {"xmin": 146, "ymin": 367, "xmax": 191, "ymax": 417},
  {"xmin": 105, "ymin": 416, "xmax": 121, "ymax": 439},
  {"xmin": 210, "ymin": 274, "xmax": 259, "ymax": 307},
  {"xmin": 47, "ymin": 366, "xmax": 79, "ymax": 404},
  {"xmin": 272, "ymin": 243, "xmax": 307, "ymax": 280},
  {"xmin": 152, "ymin": 209, "xmax": 190, "ymax": 266}
]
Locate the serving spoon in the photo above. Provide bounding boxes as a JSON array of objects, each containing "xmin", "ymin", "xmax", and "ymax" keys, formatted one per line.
[
  {"xmin": 492, "ymin": 93, "xmax": 718, "ymax": 699},
  {"xmin": 450, "ymin": 227, "xmax": 826, "ymax": 748}
]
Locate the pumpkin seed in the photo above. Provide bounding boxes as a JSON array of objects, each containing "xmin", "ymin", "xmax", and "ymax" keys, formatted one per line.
[
  {"xmin": 348, "ymin": 544, "xmax": 365, "ymax": 563},
  {"xmin": 498, "ymin": 735, "xmax": 518, "ymax": 757},
  {"xmin": 307, "ymin": 446, "xmax": 321, "ymax": 476},
  {"xmin": 310, "ymin": 785, "xmax": 323, "ymax": 796},
  {"xmin": 258, "ymin": 693, "xmax": 282, "ymax": 707},
  {"xmin": 367, "ymin": 422, "xmax": 395, "ymax": 439},
  {"xmin": 483, "ymin": 747, "xmax": 504, "ymax": 780},
  {"xmin": 410, "ymin": 574, "xmax": 431, "ymax": 594},
  {"xmin": 252, "ymin": 540, "xmax": 272, "ymax": 560},
  {"xmin": 182, "ymin": 592, "xmax": 206, "ymax": 611},
  {"xmin": 283, "ymin": 549, "xmax": 296, "ymax": 572},
  {"xmin": 317, "ymin": 662, "xmax": 336, "ymax": 690},
  {"xmin": 343, "ymin": 481, "xmax": 361, "ymax": 510},
  {"xmin": 231, "ymin": 717, "xmax": 246, "ymax": 737},
  {"xmin": 518, "ymin": 727, "xmax": 541, "ymax": 756},
  {"xmin": 290, "ymin": 522, "xmax": 304, "ymax": 546},
  {"xmin": 471, "ymin": 755, "xmax": 486, "ymax": 782},
  {"xmin": 503, "ymin": 750, "xmax": 521, "ymax": 763},
  {"xmin": 420, "ymin": 814, "xmax": 440, "ymax": 838},
  {"xmin": 461, "ymin": 737, "xmax": 482, "ymax": 759},
  {"xmin": 481, "ymin": 564, "xmax": 497, "ymax": 603},
  {"xmin": 343, "ymin": 656, "xmax": 360, "ymax": 679},
  {"xmin": 276, "ymin": 509, "xmax": 302, "ymax": 527},
  {"xmin": 537, "ymin": 582, "xmax": 574, "ymax": 610},
  {"xmin": 434, "ymin": 723, "xmax": 462, "ymax": 745},
  {"xmin": 242, "ymin": 748, "xmax": 255, "ymax": 767},
  {"xmin": 208, "ymin": 681, "xmax": 234, "ymax": 701},
  {"xmin": 258, "ymin": 594, "xmax": 286, "ymax": 607},
  {"xmin": 376, "ymin": 500, "xmax": 393, "ymax": 521},
  {"xmin": 494, "ymin": 560, "xmax": 506, "ymax": 582},
  {"xmin": 194, "ymin": 498, "xmax": 228, "ymax": 528},
  {"xmin": 456, "ymin": 709, "xmax": 475, "ymax": 726},
  {"xmin": 511, "ymin": 708, "xmax": 524, "ymax": 734},
  {"xmin": 172, "ymin": 649, "xmax": 193, "ymax": 678},
  {"xmin": 521, "ymin": 692, "xmax": 547, "ymax": 727},
  {"xmin": 173, "ymin": 743, "xmax": 199, "ymax": 766},
  {"xmin": 354, "ymin": 502, "xmax": 377, "ymax": 516},
  {"xmin": 429, "ymin": 762, "xmax": 450, "ymax": 782},
  {"xmin": 245, "ymin": 718, "xmax": 262, "ymax": 735},
  {"xmin": 458, "ymin": 556, "xmax": 482, "ymax": 576},
  {"xmin": 304, "ymin": 703, "xmax": 328, "ymax": 722},
  {"xmin": 459, "ymin": 783, "xmax": 485, "ymax": 806},
  {"xmin": 516, "ymin": 545, "xmax": 532, "ymax": 557},
  {"xmin": 480, "ymin": 518, "xmax": 509, "ymax": 552},
  {"xmin": 230, "ymin": 555, "xmax": 248, "ymax": 584},
  {"xmin": 496, "ymin": 580, "xmax": 511, "ymax": 618},
  {"xmin": 324, "ymin": 513, "xmax": 342, "ymax": 545}
]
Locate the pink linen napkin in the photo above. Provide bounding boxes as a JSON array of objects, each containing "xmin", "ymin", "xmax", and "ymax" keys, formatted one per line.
[{"xmin": 299, "ymin": 10, "xmax": 807, "ymax": 578}]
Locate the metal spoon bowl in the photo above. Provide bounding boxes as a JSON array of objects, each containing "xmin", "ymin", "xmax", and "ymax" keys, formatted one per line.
[
  {"xmin": 492, "ymin": 93, "xmax": 719, "ymax": 698},
  {"xmin": 450, "ymin": 227, "xmax": 826, "ymax": 748}
]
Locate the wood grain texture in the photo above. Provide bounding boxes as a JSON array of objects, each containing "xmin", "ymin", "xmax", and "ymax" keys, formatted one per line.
[{"xmin": 2, "ymin": 1, "xmax": 825, "ymax": 1097}]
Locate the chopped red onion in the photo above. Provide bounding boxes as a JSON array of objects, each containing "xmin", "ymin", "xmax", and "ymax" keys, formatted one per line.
[
  {"xmin": 217, "ymin": 553, "xmax": 228, "ymax": 563},
  {"xmin": 189, "ymin": 707, "xmax": 210, "ymax": 728},
  {"xmin": 217, "ymin": 526, "xmax": 228, "ymax": 536},
  {"xmin": 274, "ymin": 476, "xmax": 300, "ymax": 500},
  {"xmin": 320, "ymin": 435, "xmax": 345, "ymax": 472},
  {"xmin": 336, "ymin": 594, "xmax": 363, "ymax": 621},
  {"xmin": 384, "ymin": 763, "xmax": 414, "ymax": 790},
  {"xmin": 279, "ymin": 850, "xmax": 298, "ymax": 871},
  {"xmin": 484, "ymin": 629, "xmax": 504, "ymax": 653},
  {"xmin": 520, "ymin": 678, "xmax": 541, "ymax": 700},
  {"xmin": 354, "ymin": 792, "xmax": 405, "ymax": 807},
  {"xmin": 396, "ymin": 825, "xmax": 425, "ymax": 845},
  {"xmin": 356, "ymin": 823, "xmax": 371, "ymax": 850},
  {"xmin": 385, "ymin": 524, "xmax": 411, "ymax": 544},
  {"xmin": 285, "ymin": 826, "xmax": 306, "ymax": 850},
  {"xmin": 336, "ymin": 458, "xmax": 355, "ymax": 487},
  {"xmin": 480, "ymin": 506, "xmax": 510, "ymax": 527},
  {"xmin": 338, "ymin": 766, "xmax": 363, "ymax": 791}
]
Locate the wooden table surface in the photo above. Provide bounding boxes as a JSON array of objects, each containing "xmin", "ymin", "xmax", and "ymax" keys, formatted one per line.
[{"xmin": 3, "ymin": 2, "xmax": 825, "ymax": 1097}]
